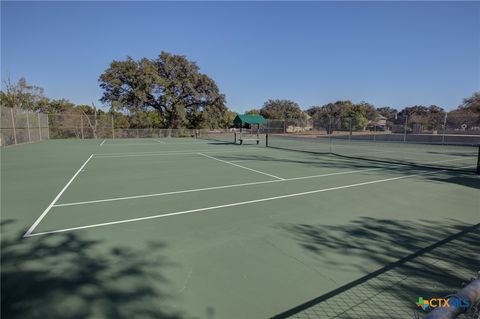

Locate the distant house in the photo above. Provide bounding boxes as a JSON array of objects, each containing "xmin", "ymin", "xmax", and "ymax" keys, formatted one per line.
[
  {"xmin": 368, "ymin": 115, "xmax": 387, "ymax": 131},
  {"xmin": 375, "ymin": 115, "xmax": 387, "ymax": 126}
]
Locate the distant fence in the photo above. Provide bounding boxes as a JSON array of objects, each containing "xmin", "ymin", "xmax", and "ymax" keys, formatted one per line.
[
  {"xmin": 264, "ymin": 113, "xmax": 480, "ymax": 145},
  {"xmin": 0, "ymin": 108, "xmax": 222, "ymax": 145},
  {"xmin": 46, "ymin": 113, "xmax": 203, "ymax": 139},
  {"xmin": 2, "ymin": 106, "xmax": 479, "ymax": 146},
  {"xmin": 0, "ymin": 106, "xmax": 49, "ymax": 146}
]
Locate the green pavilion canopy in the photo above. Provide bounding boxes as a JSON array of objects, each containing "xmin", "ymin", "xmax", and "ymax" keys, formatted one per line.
[{"xmin": 233, "ymin": 114, "xmax": 267, "ymax": 126}]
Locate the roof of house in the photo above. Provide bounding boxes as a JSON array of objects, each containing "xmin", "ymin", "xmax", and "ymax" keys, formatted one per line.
[{"xmin": 233, "ymin": 114, "xmax": 267, "ymax": 125}]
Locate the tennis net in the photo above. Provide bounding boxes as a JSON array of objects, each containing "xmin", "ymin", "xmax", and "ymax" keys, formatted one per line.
[
  {"xmin": 196, "ymin": 130, "xmax": 235, "ymax": 143},
  {"xmin": 266, "ymin": 134, "xmax": 480, "ymax": 174}
]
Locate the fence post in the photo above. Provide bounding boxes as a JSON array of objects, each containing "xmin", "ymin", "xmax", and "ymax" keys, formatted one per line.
[
  {"xmin": 37, "ymin": 113, "xmax": 42, "ymax": 140},
  {"xmin": 46, "ymin": 115, "xmax": 50, "ymax": 140},
  {"xmin": 403, "ymin": 114, "xmax": 408, "ymax": 142},
  {"xmin": 111, "ymin": 115, "xmax": 115, "ymax": 139},
  {"xmin": 26, "ymin": 112, "xmax": 31, "ymax": 142},
  {"xmin": 80, "ymin": 115, "xmax": 84, "ymax": 139},
  {"xmin": 348, "ymin": 118, "xmax": 352, "ymax": 141},
  {"xmin": 441, "ymin": 113, "xmax": 447, "ymax": 145},
  {"xmin": 10, "ymin": 108, "xmax": 17, "ymax": 145},
  {"xmin": 329, "ymin": 117, "xmax": 332, "ymax": 153}
]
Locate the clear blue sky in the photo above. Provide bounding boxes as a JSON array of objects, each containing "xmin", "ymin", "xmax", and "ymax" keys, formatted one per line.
[{"xmin": 2, "ymin": 1, "xmax": 479, "ymax": 112}]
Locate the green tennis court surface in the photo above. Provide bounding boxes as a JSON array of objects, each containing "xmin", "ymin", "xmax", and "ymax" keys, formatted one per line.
[{"xmin": 2, "ymin": 138, "xmax": 479, "ymax": 318}]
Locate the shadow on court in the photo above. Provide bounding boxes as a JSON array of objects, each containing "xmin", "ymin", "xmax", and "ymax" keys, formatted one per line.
[
  {"xmin": 1, "ymin": 220, "xmax": 200, "ymax": 319},
  {"xmin": 274, "ymin": 218, "xmax": 480, "ymax": 318},
  {"xmin": 210, "ymin": 151, "xmax": 480, "ymax": 190}
]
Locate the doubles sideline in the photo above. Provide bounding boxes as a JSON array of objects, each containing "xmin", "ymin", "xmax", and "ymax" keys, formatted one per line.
[{"xmin": 23, "ymin": 154, "xmax": 94, "ymax": 237}]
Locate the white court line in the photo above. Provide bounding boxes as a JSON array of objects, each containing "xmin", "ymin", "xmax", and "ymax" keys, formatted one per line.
[
  {"xmin": 53, "ymin": 167, "xmax": 381, "ymax": 208},
  {"xmin": 103, "ymin": 143, "xmax": 168, "ymax": 146},
  {"xmin": 99, "ymin": 139, "xmax": 106, "ymax": 146},
  {"xmin": 198, "ymin": 152, "xmax": 285, "ymax": 180},
  {"xmin": 53, "ymin": 156, "xmax": 473, "ymax": 208},
  {"xmin": 94, "ymin": 148, "xmax": 262, "ymax": 159},
  {"xmin": 93, "ymin": 147, "xmax": 262, "ymax": 156},
  {"xmin": 155, "ymin": 139, "xmax": 166, "ymax": 144},
  {"xmin": 23, "ymin": 154, "xmax": 94, "ymax": 238},
  {"xmin": 25, "ymin": 165, "xmax": 475, "ymax": 237}
]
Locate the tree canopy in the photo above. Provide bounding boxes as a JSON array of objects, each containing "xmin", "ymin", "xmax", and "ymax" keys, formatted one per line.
[
  {"xmin": 306, "ymin": 100, "xmax": 378, "ymax": 132},
  {"xmin": 259, "ymin": 99, "xmax": 305, "ymax": 121},
  {"xmin": 245, "ymin": 109, "xmax": 261, "ymax": 115},
  {"xmin": 1, "ymin": 76, "xmax": 478, "ymax": 133},
  {"xmin": 460, "ymin": 92, "xmax": 480, "ymax": 113},
  {"xmin": 99, "ymin": 51, "xmax": 228, "ymax": 129},
  {"xmin": 0, "ymin": 77, "xmax": 46, "ymax": 110}
]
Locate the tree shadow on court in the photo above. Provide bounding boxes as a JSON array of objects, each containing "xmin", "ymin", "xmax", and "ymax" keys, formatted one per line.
[
  {"xmin": 211, "ymin": 152, "xmax": 376, "ymax": 170},
  {"xmin": 213, "ymin": 150, "xmax": 480, "ymax": 190},
  {"xmin": 1, "ymin": 220, "xmax": 196, "ymax": 319},
  {"xmin": 426, "ymin": 172, "xmax": 480, "ymax": 190},
  {"xmin": 275, "ymin": 218, "xmax": 479, "ymax": 318}
]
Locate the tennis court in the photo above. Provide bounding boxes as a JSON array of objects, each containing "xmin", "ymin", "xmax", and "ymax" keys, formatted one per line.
[{"xmin": 2, "ymin": 136, "xmax": 479, "ymax": 318}]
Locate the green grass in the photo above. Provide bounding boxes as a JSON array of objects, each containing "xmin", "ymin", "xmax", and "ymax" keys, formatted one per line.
[{"xmin": 2, "ymin": 138, "xmax": 479, "ymax": 318}]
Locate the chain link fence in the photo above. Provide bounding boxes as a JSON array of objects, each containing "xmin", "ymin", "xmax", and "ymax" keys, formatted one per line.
[
  {"xmin": 2, "ymin": 106, "xmax": 479, "ymax": 146},
  {"xmin": 1, "ymin": 106, "xmax": 49, "ymax": 146},
  {"xmin": 0, "ymin": 108, "xmax": 227, "ymax": 145},
  {"xmin": 265, "ymin": 111, "xmax": 480, "ymax": 145},
  {"xmin": 48, "ymin": 112, "xmax": 114, "ymax": 139}
]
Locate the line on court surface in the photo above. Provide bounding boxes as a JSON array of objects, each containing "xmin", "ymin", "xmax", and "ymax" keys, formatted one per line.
[
  {"xmin": 53, "ymin": 156, "xmax": 474, "ymax": 208},
  {"xmin": 93, "ymin": 148, "xmax": 262, "ymax": 158},
  {"xmin": 25, "ymin": 165, "xmax": 474, "ymax": 237},
  {"xmin": 99, "ymin": 139, "xmax": 106, "ymax": 146},
  {"xmin": 53, "ymin": 167, "xmax": 381, "ymax": 207},
  {"xmin": 155, "ymin": 139, "xmax": 166, "ymax": 144},
  {"xmin": 103, "ymin": 143, "xmax": 168, "ymax": 146},
  {"xmin": 23, "ymin": 154, "xmax": 94, "ymax": 238},
  {"xmin": 198, "ymin": 152, "xmax": 285, "ymax": 180}
]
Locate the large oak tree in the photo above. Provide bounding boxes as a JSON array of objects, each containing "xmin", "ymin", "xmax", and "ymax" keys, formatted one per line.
[{"xmin": 99, "ymin": 52, "xmax": 228, "ymax": 129}]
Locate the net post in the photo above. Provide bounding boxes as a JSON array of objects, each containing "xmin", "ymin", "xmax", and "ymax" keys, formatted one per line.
[
  {"xmin": 476, "ymin": 145, "xmax": 480, "ymax": 175},
  {"xmin": 265, "ymin": 133, "xmax": 269, "ymax": 147}
]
